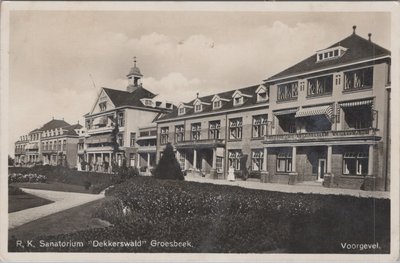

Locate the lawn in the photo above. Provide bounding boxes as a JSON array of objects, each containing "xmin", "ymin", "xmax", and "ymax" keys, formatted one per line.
[
  {"xmin": 8, "ymin": 177, "xmax": 391, "ymax": 254},
  {"xmin": 9, "ymin": 186, "xmax": 53, "ymax": 213}
]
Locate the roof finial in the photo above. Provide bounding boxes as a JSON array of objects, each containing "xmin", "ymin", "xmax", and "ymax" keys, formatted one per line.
[
  {"xmin": 368, "ymin": 33, "xmax": 372, "ymax": 42},
  {"xmin": 352, "ymin": 25, "xmax": 357, "ymax": 35},
  {"xmin": 133, "ymin": 56, "xmax": 137, "ymax": 67},
  {"xmin": 196, "ymin": 92, "xmax": 199, "ymax": 98}
]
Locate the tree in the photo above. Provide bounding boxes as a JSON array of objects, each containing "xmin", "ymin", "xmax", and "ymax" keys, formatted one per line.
[
  {"xmin": 154, "ymin": 143, "xmax": 184, "ymax": 180},
  {"xmin": 8, "ymin": 155, "xmax": 14, "ymax": 166}
]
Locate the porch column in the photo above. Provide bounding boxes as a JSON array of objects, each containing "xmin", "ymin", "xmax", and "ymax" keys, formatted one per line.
[
  {"xmin": 368, "ymin": 144, "xmax": 374, "ymax": 176},
  {"xmin": 327, "ymin": 145, "xmax": 332, "ymax": 174},
  {"xmin": 292, "ymin": 146, "xmax": 297, "ymax": 172},
  {"xmin": 262, "ymin": 147, "xmax": 268, "ymax": 171},
  {"xmin": 212, "ymin": 148, "xmax": 217, "ymax": 169},
  {"xmin": 193, "ymin": 149, "xmax": 197, "ymax": 169},
  {"xmin": 147, "ymin": 153, "xmax": 151, "ymax": 168}
]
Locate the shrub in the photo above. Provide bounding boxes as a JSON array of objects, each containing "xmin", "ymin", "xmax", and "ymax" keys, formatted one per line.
[
  {"xmin": 8, "ymin": 173, "xmax": 47, "ymax": 184},
  {"xmin": 153, "ymin": 143, "xmax": 184, "ymax": 180},
  {"xmin": 8, "ymin": 185, "xmax": 25, "ymax": 195},
  {"xmin": 83, "ymin": 181, "xmax": 92, "ymax": 190}
]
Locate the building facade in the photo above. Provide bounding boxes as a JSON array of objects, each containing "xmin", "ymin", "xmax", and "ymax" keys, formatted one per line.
[
  {"xmin": 14, "ymin": 119, "xmax": 82, "ymax": 168},
  {"xmin": 156, "ymin": 27, "xmax": 391, "ymax": 191},
  {"xmin": 81, "ymin": 59, "xmax": 173, "ymax": 173}
]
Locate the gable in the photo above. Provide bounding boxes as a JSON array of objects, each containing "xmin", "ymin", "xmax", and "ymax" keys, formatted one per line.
[{"xmin": 90, "ymin": 89, "xmax": 116, "ymax": 115}]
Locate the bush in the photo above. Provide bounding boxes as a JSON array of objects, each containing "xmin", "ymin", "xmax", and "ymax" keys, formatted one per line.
[
  {"xmin": 8, "ymin": 185, "xmax": 25, "ymax": 195},
  {"xmin": 8, "ymin": 173, "xmax": 47, "ymax": 184},
  {"xmin": 83, "ymin": 181, "xmax": 92, "ymax": 190},
  {"xmin": 153, "ymin": 143, "xmax": 184, "ymax": 180}
]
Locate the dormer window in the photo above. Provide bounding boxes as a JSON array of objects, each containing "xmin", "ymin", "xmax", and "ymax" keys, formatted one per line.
[
  {"xmin": 232, "ymin": 90, "xmax": 252, "ymax": 106},
  {"xmin": 234, "ymin": 97, "xmax": 243, "ymax": 106},
  {"xmin": 316, "ymin": 46, "xmax": 347, "ymax": 62},
  {"xmin": 178, "ymin": 107, "xmax": 186, "ymax": 115},
  {"xmin": 141, "ymin": 98, "xmax": 154, "ymax": 107},
  {"xmin": 255, "ymin": 85, "xmax": 269, "ymax": 102},
  {"xmin": 211, "ymin": 95, "xmax": 229, "ymax": 110},
  {"xmin": 194, "ymin": 104, "xmax": 202, "ymax": 113},
  {"xmin": 213, "ymin": 100, "xmax": 221, "ymax": 109}
]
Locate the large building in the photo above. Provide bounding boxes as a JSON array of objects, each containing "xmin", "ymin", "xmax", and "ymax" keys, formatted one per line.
[
  {"xmin": 81, "ymin": 59, "xmax": 173, "ymax": 173},
  {"xmin": 14, "ymin": 119, "xmax": 82, "ymax": 168},
  {"xmin": 155, "ymin": 26, "xmax": 391, "ymax": 191}
]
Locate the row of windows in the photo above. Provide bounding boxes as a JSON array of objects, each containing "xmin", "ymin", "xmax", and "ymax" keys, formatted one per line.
[
  {"xmin": 160, "ymin": 115, "xmax": 269, "ymax": 144},
  {"xmin": 277, "ymin": 67, "xmax": 373, "ymax": 101},
  {"xmin": 42, "ymin": 140, "xmax": 67, "ymax": 151},
  {"xmin": 86, "ymin": 112, "xmax": 125, "ymax": 129}
]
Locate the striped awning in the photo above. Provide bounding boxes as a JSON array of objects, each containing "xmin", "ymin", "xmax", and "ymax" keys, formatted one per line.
[
  {"xmin": 273, "ymin": 108, "xmax": 298, "ymax": 116},
  {"xmin": 339, "ymin": 99, "xmax": 373, "ymax": 108},
  {"xmin": 86, "ymin": 134, "xmax": 112, "ymax": 144},
  {"xmin": 295, "ymin": 105, "xmax": 333, "ymax": 119}
]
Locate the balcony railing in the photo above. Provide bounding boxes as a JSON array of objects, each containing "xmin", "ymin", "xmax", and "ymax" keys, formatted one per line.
[
  {"xmin": 87, "ymin": 126, "xmax": 115, "ymax": 135},
  {"xmin": 264, "ymin": 128, "xmax": 379, "ymax": 143},
  {"xmin": 175, "ymin": 138, "xmax": 225, "ymax": 148}
]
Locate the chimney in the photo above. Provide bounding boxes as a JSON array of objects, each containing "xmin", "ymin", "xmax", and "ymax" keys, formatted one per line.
[
  {"xmin": 368, "ymin": 33, "xmax": 372, "ymax": 42},
  {"xmin": 352, "ymin": 25, "xmax": 357, "ymax": 35}
]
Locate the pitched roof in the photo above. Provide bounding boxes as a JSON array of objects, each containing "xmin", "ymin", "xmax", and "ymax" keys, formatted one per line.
[
  {"xmin": 38, "ymin": 119, "xmax": 71, "ymax": 131},
  {"xmin": 157, "ymin": 84, "xmax": 266, "ymax": 121},
  {"xmin": 103, "ymin": 86, "xmax": 157, "ymax": 108},
  {"xmin": 266, "ymin": 33, "xmax": 390, "ymax": 82},
  {"xmin": 63, "ymin": 123, "xmax": 83, "ymax": 136}
]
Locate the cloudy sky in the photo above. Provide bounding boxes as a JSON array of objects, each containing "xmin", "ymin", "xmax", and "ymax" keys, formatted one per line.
[{"xmin": 8, "ymin": 10, "xmax": 390, "ymax": 155}]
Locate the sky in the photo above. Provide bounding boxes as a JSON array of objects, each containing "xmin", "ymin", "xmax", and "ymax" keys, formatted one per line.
[{"xmin": 8, "ymin": 10, "xmax": 391, "ymax": 156}]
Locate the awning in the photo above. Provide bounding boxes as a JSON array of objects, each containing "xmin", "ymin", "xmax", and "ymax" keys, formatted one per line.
[
  {"xmin": 86, "ymin": 134, "xmax": 112, "ymax": 144},
  {"xmin": 273, "ymin": 108, "xmax": 298, "ymax": 116},
  {"xmin": 339, "ymin": 99, "xmax": 373, "ymax": 108},
  {"xmin": 137, "ymin": 135, "xmax": 156, "ymax": 141},
  {"xmin": 295, "ymin": 105, "xmax": 333, "ymax": 119}
]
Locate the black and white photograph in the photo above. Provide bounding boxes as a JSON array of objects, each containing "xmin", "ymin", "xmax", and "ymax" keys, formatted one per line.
[{"xmin": 0, "ymin": 2, "xmax": 398, "ymax": 262}]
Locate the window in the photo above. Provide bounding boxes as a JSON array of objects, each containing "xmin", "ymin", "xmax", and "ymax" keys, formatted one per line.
[
  {"xmin": 344, "ymin": 67, "xmax": 373, "ymax": 91},
  {"xmin": 194, "ymin": 104, "xmax": 202, "ymax": 113},
  {"xmin": 63, "ymin": 140, "xmax": 66, "ymax": 150},
  {"xmin": 175, "ymin": 125, "xmax": 184, "ymax": 143},
  {"xmin": 277, "ymin": 82, "xmax": 298, "ymax": 101},
  {"xmin": 86, "ymin": 119, "xmax": 92, "ymax": 129},
  {"xmin": 213, "ymin": 100, "xmax": 221, "ymax": 109},
  {"xmin": 216, "ymin": 157, "xmax": 223, "ymax": 173},
  {"xmin": 49, "ymin": 141, "xmax": 53, "ymax": 150},
  {"xmin": 209, "ymin": 120, "xmax": 221, "ymax": 139},
  {"xmin": 99, "ymin": 102, "xmax": 107, "ymax": 112},
  {"xmin": 117, "ymin": 112, "xmax": 125, "ymax": 127},
  {"xmin": 307, "ymin": 75, "xmax": 333, "ymax": 96},
  {"xmin": 233, "ymin": 96, "xmax": 243, "ymax": 106},
  {"xmin": 160, "ymin": 127, "xmax": 169, "ymax": 144},
  {"xmin": 335, "ymin": 74, "xmax": 341, "ymax": 85},
  {"xmin": 143, "ymin": 99, "xmax": 153, "ymax": 106},
  {"xmin": 276, "ymin": 151, "xmax": 292, "ymax": 172},
  {"xmin": 229, "ymin": 118, "xmax": 243, "ymax": 140},
  {"xmin": 117, "ymin": 134, "xmax": 124, "ymax": 146},
  {"xmin": 251, "ymin": 149, "xmax": 264, "ymax": 171},
  {"xmin": 257, "ymin": 92, "xmax": 268, "ymax": 102},
  {"xmin": 58, "ymin": 140, "xmax": 62, "ymax": 151},
  {"xmin": 228, "ymin": 150, "xmax": 242, "ymax": 170},
  {"xmin": 343, "ymin": 105, "xmax": 373, "ymax": 129},
  {"xmin": 343, "ymin": 152, "xmax": 368, "ymax": 175},
  {"xmin": 191, "ymin": 123, "xmax": 201, "ymax": 140},
  {"xmin": 252, "ymin": 115, "xmax": 268, "ymax": 138},
  {"xmin": 130, "ymin": 132, "xmax": 136, "ymax": 147},
  {"xmin": 178, "ymin": 107, "xmax": 186, "ymax": 115}
]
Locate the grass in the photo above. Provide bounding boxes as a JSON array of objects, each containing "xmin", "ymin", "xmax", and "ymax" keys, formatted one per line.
[
  {"xmin": 9, "ymin": 198, "xmax": 110, "ymax": 241},
  {"xmin": 9, "ymin": 192, "xmax": 54, "ymax": 213},
  {"xmin": 11, "ymin": 182, "xmax": 92, "ymax": 194}
]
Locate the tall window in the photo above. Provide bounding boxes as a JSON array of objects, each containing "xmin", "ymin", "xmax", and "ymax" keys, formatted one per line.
[
  {"xmin": 213, "ymin": 100, "xmax": 221, "ymax": 109},
  {"xmin": 130, "ymin": 132, "xmax": 136, "ymax": 147},
  {"xmin": 251, "ymin": 149, "xmax": 264, "ymax": 171},
  {"xmin": 117, "ymin": 112, "xmax": 125, "ymax": 127},
  {"xmin": 160, "ymin": 127, "xmax": 169, "ymax": 144},
  {"xmin": 63, "ymin": 139, "xmax": 66, "ymax": 150},
  {"xmin": 58, "ymin": 140, "xmax": 62, "ymax": 151},
  {"xmin": 307, "ymin": 75, "xmax": 333, "ymax": 96},
  {"xmin": 216, "ymin": 157, "xmax": 223, "ymax": 173},
  {"xmin": 228, "ymin": 150, "xmax": 242, "ymax": 170},
  {"xmin": 175, "ymin": 125, "xmax": 184, "ymax": 142},
  {"xmin": 229, "ymin": 118, "xmax": 243, "ymax": 140},
  {"xmin": 99, "ymin": 102, "xmax": 107, "ymax": 112},
  {"xmin": 343, "ymin": 152, "xmax": 368, "ymax": 175},
  {"xmin": 191, "ymin": 123, "xmax": 201, "ymax": 140},
  {"xmin": 276, "ymin": 151, "xmax": 292, "ymax": 172},
  {"xmin": 277, "ymin": 82, "xmax": 298, "ymax": 101},
  {"xmin": 252, "ymin": 115, "xmax": 268, "ymax": 138},
  {"xmin": 344, "ymin": 67, "xmax": 373, "ymax": 91},
  {"xmin": 209, "ymin": 121, "xmax": 221, "ymax": 139},
  {"xmin": 117, "ymin": 134, "xmax": 124, "ymax": 146}
]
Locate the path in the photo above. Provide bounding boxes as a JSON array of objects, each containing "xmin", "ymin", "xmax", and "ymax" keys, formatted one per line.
[
  {"xmin": 9, "ymin": 188, "xmax": 104, "ymax": 229},
  {"xmin": 186, "ymin": 176, "xmax": 390, "ymax": 199}
]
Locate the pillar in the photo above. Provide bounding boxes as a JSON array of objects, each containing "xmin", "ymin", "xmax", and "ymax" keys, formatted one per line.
[
  {"xmin": 193, "ymin": 149, "xmax": 197, "ymax": 169},
  {"xmin": 327, "ymin": 145, "xmax": 332, "ymax": 174},
  {"xmin": 292, "ymin": 146, "xmax": 297, "ymax": 172},
  {"xmin": 147, "ymin": 152, "xmax": 151, "ymax": 168},
  {"xmin": 212, "ymin": 148, "xmax": 217, "ymax": 169},
  {"xmin": 263, "ymin": 147, "xmax": 268, "ymax": 171},
  {"xmin": 368, "ymin": 144, "xmax": 374, "ymax": 176}
]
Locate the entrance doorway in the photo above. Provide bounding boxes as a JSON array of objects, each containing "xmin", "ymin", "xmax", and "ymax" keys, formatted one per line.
[{"xmin": 317, "ymin": 159, "xmax": 326, "ymax": 182}]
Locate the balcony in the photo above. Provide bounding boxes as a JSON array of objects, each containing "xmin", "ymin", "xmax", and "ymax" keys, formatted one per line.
[
  {"xmin": 264, "ymin": 128, "xmax": 380, "ymax": 144},
  {"xmin": 15, "ymin": 149, "xmax": 26, "ymax": 155},
  {"xmin": 175, "ymin": 139, "xmax": 225, "ymax": 149},
  {"xmin": 87, "ymin": 126, "xmax": 114, "ymax": 135},
  {"xmin": 137, "ymin": 145, "xmax": 157, "ymax": 153},
  {"xmin": 85, "ymin": 146, "xmax": 114, "ymax": 152}
]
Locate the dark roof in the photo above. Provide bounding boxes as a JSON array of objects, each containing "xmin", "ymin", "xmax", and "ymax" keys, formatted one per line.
[
  {"xmin": 38, "ymin": 119, "xmax": 71, "ymax": 131},
  {"xmin": 157, "ymin": 84, "xmax": 266, "ymax": 121},
  {"xmin": 127, "ymin": 66, "xmax": 143, "ymax": 77},
  {"xmin": 63, "ymin": 123, "xmax": 83, "ymax": 136},
  {"xmin": 103, "ymin": 86, "xmax": 157, "ymax": 108},
  {"xmin": 266, "ymin": 33, "xmax": 390, "ymax": 82}
]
